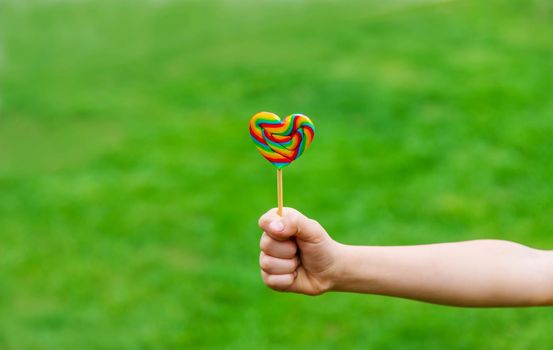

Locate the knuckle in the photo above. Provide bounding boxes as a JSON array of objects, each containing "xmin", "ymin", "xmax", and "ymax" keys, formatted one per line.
[
  {"xmin": 262, "ymin": 273, "xmax": 272, "ymax": 287},
  {"xmin": 289, "ymin": 214, "xmax": 306, "ymax": 234},
  {"xmin": 260, "ymin": 270, "xmax": 269, "ymax": 280},
  {"xmin": 265, "ymin": 276, "xmax": 280, "ymax": 289},
  {"xmin": 259, "ymin": 254, "xmax": 271, "ymax": 270},
  {"xmin": 306, "ymin": 218, "xmax": 320, "ymax": 231},
  {"xmin": 259, "ymin": 234, "xmax": 270, "ymax": 251},
  {"xmin": 268, "ymin": 275, "xmax": 292, "ymax": 290},
  {"xmin": 288, "ymin": 212, "xmax": 300, "ymax": 224},
  {"xmin": 286, "ymin": 207, "xmax": 300, "ymax": 216}
]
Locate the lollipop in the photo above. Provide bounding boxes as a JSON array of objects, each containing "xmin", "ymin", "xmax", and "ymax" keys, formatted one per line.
[{"xmin": 249, "ymin": 112, "xmax": 316, "ymax": 215}]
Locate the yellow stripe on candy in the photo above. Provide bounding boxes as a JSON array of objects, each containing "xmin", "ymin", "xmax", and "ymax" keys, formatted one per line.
[{"xmin": 249, "ymin": 112, "xmax": 315, "ymax": 169}]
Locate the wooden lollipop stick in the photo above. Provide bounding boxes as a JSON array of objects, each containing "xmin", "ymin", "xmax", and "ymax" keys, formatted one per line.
[{"xmin": 277, "ymin": 168, "xmax": 283, "ymax": 216}]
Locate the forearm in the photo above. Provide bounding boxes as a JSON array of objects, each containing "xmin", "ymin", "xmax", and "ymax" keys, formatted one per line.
[{"xmin": 332, "ymin": 240, "xmax": 553, "ymax": 307}]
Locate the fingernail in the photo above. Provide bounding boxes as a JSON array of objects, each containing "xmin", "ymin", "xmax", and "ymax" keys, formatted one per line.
[{"xmin": 269, "ymin": 220, "xmax": 284, "ymax": 232}]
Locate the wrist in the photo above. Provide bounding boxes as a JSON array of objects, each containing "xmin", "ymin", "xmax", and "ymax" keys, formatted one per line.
[
  {"xmin": 327, "ymin": 242, "xmax": 354, "ymax": 292},
  {"xmin": 328, "ymin": 244, "xmax": 379, "ymax": 294}
]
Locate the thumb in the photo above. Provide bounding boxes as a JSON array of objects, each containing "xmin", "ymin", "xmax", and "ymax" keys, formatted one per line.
[{"xmin": 258, "ymin": 207, "xmax": 325, "ymax": 243}]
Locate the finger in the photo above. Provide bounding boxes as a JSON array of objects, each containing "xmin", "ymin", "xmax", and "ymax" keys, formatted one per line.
[
  {"xmin": 261, "ymin": 270, "xmax": 296, "ymax": 291},
  {"xmin": 258, "ymin": 208, "xmax": 287, "ymax": 241},
  {"xmin": 259, "ymin": 232, "xmax": 297, "ymax": 259},
  {"xmin": 259, "ymin": 251, "xmax": 299, "ymax": 274},
  {"xmin": 259, "ymin": 207, "xmax": 323, "ymax": 242}
]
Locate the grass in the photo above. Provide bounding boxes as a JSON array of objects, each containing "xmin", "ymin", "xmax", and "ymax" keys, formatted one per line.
[{"xmin": 1, "ymin": 0, "xmax": 553, "ymax": 348}]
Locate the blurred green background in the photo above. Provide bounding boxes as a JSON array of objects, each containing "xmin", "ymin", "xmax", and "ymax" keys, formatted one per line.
[{"xmin": 1, "ymin": 0, "xmax": 553, "ymax": 348}]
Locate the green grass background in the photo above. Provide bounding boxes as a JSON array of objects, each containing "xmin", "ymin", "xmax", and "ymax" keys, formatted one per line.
[{"xmin": 1, "ymin": 0, "xmax": 553, "ymax": 348}]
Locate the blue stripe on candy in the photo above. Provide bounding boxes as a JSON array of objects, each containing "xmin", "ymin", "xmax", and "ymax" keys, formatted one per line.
[
  {"xmin": 250, "ymin": 134, "xmax": 271, "ymax": 151},
  {"xmin": 296, "ymin": 129, "xmax": 306, "ymax": 157},
  {"xmin": 256, "ymin": 119, "xmax": 281, "ymax": 128}
]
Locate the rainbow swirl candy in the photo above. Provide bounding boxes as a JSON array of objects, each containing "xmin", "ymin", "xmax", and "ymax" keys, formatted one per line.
[{"xmin": 249, "ymin": 112, "xmax": 315, "ymax": 169}]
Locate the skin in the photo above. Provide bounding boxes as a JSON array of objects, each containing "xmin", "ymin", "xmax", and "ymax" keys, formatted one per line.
[{"xmin": 258, "ymin": 207, "xmax": 553, "ymax": 307}]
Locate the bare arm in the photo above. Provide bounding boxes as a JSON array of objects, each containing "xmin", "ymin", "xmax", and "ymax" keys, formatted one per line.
[
  {"xmin": 334, "ymin": 240, "xmax": 553, "ymax": 306},
  {"xmin": 258, "ymin": 208, "xmax": 553, "ymax": 307}
]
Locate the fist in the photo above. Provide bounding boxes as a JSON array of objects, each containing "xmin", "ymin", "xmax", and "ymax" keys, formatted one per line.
[{"xmin": 258, "ymin": 207, "xmax": 341, "ymax": 295}]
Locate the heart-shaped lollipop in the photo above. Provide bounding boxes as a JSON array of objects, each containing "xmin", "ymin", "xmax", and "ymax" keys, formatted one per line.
[
  {"xmin": 249, "ymin": 111, "xmax": 316, "ymax": 216},
  {"xmin": 249, "ymin": 112, "xmax": 315, "ymax": 169}
]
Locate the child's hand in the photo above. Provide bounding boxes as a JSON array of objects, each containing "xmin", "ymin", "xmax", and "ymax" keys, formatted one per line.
[{"xmin": 258, "ymin": 207, "xmax": 342, "ymax": 295}]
